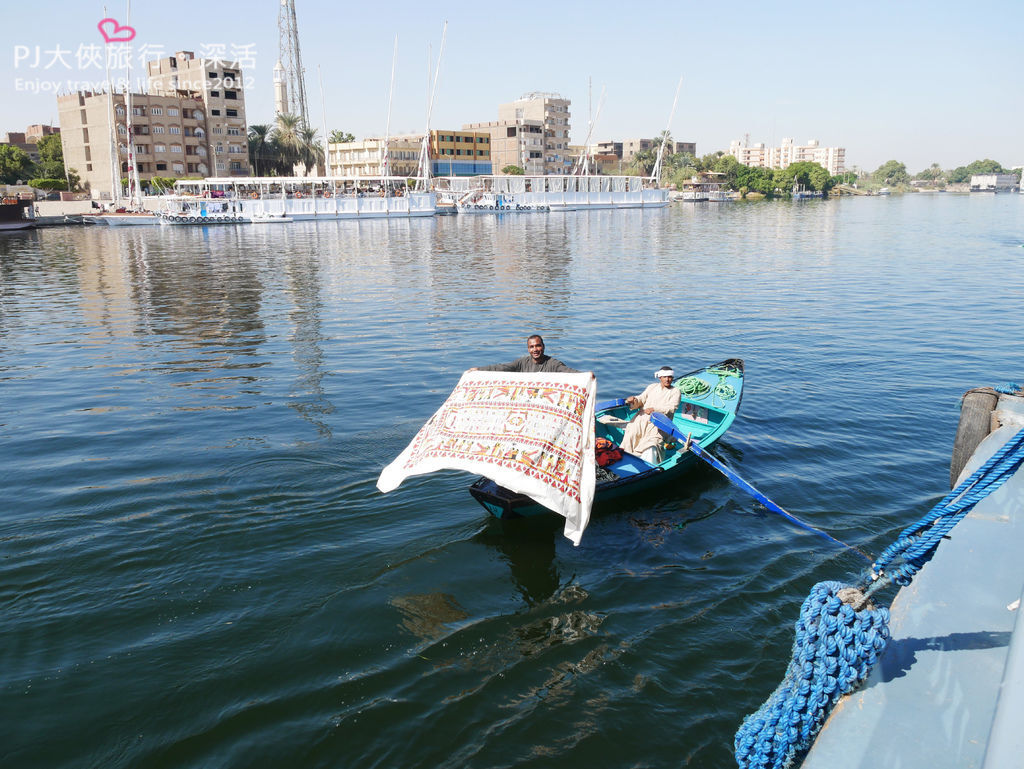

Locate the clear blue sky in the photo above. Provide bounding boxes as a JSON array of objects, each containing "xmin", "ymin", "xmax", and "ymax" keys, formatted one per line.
[{"xmin": 2, "ymin": 0, "xmax": 1021, "ymax": 173}]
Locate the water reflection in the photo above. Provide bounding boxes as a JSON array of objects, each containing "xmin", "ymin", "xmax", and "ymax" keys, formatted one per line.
[{"xmin": 474, "ymin": 516, "xmax": 562, "ymax": 606}]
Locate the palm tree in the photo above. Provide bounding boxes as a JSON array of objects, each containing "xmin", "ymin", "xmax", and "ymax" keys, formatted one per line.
[
  {"xmin": 298, "ymin": 126, "xmax": 325, "ymax": 176},
  {"xmin": 271, "ymin": 113, "xmax": 303, "ymax": 175},
  {"xmin": 329, "ymin": 129, "xmax": 354, "ymax": 144},
  {"xmin": 247, "ymin": 124, "xmax": 272, "ymax": 176}
]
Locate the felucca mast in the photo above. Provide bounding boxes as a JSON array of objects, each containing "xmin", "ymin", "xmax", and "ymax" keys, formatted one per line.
[
  {"xmin": 381, "ymin": 36, "xmax": 398, "ymax": 180},
  {"xmin": 572, "ymin": 84, "xmax": 605, "ymax": 175},
  {"xmin": 415, "ymin": 22, "xmax": 447, "ymax": 191},
  {"xmin": 651, "ymin": 76, "xmax": 682, "ymax": 188}
]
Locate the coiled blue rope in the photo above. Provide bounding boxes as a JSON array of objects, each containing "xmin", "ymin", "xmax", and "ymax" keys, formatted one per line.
[
  {"xmin": 735, "ymin": 582, "xmax": 890, "ymax": 769},
  {"xmin": 735, "ymin": 427, "xmax": 1024, "ymax": 769}
]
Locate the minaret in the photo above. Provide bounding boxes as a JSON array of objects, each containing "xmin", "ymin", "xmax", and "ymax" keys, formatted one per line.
[{"xmin": 273, "ymin": 60, "xmax": 288, "ymax": 117}]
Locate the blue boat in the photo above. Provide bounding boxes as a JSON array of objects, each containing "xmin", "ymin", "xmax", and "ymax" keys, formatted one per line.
[{"xmin": 469, "ymin": 358, "xmax": 745, "ymax": 518}]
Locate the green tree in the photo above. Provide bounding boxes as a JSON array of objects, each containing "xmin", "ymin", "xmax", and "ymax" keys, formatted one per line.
[
  {"xmin": 915, "ymin": 163, "xmax": 945, "ymax": 182},
  {"xmin": 501, "ymin": 165, "xmax": 524, "ymax": 175},
  {"xmin": 298, "ymin": 126, "xmax": 325, "ymax": 175},
  {"xmin": 329, "ymin": 129, "xmax": 355, "ymax": 143},
  {"xmin": 948, "ymin": 159, "xmax": 1007, "ymax": 183},
  {"xmin": 247, "ymin": 124, "xmax": 273, "ymax": 176},
  {"xmin": 873, "ymin": 160, "xmax": 909, "ymax": 185},
  {"xmin": 34, "ymin": 133, "xmax": 66, "ymax": 179},
  {"xmin": 270, "ymin": 113, "xmax": 303, "ymax": 175},
  {"xmin": 0, "ymin": 144, "xmax": 34, "ymax": 184}
]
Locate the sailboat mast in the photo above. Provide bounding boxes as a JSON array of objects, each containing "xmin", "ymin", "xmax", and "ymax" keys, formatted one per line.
[
  {"xmin": 416, "ymin": 22, "xmax": 447, "ymax": 191},
  {"xmin": 381, "ymin": 36, "xmax": 398, "ymax": 180},
  {"xmin": 652, "ymin": 76, "xmax": 682, "ymax": 187},
  {"xmin": 122, "ymin": 0, "xmax": 143, "ymax": 208},
  {"xmin": 103, "ymin": 5, "xmax": 120, "ymax": 206}
]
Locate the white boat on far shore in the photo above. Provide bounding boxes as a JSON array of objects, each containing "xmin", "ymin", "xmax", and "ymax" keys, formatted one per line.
[{"xmin": 436, "ymin": 174, "xmax": 668, "ymax": 214}]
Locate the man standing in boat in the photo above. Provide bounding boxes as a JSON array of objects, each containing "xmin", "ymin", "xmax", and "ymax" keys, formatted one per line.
[{"xmin": 472, "ymin": 335, "xmax": 580, "ymax": 374}]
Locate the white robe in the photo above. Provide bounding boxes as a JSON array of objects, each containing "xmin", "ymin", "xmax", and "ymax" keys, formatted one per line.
[{"xmin": 620, "ymin": 383, "xmax": 681, "ymax": 458}]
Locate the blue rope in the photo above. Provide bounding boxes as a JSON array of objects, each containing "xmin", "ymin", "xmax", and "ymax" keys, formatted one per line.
[
  {"xmin": 994, "ymin": 382, "xmax": 1022, "ymax": 395},
  {"xmin": 868, "ymin": 427, "xmax": 1024, "ymax": 589},
  {"xmin": 734, "ymin": 582, "xmax": 890, "ymax": 769},
  {"xmin": 735, "ymin": 426, "xmax": 1024, "ymax": 769}
]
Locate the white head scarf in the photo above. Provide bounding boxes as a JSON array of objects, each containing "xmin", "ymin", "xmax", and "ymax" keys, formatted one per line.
[{"xmin": 655, "ymin": 367, "xmax": 674, "ymax": 379}]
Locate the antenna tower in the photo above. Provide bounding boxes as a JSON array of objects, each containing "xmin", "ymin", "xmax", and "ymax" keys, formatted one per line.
[{"xmin": 278, "ymin": 0, "xmax": 310, "ymax": 126}]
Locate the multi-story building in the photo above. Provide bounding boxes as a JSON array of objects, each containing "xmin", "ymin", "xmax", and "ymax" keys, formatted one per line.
[
  {"xmin": 595, "ymin": 138, "xmax": 697, "ymax": 165},
  {"xmin": 427, "ymin": 130, "xmax": 491, "ymax": 176},
  {"xmin": 728, "ymin": 137, "xmax": 846, "ymax": 175},
  {"xmin": 326, "ymin": 137, "xmax": 422, "ymax": 178},
  {"xmin": 327, "ymin": 130, "xmax": 492, "ymax": 179},
  {"xmin": 146, "ymin": 51, "xmax": 250, "ymax": 178},
  {"xmin": 56, "ymin": 50, "xmax": 249, "ymax": 198},
  {"xmin": 465, "ymin": 92, "xmax": 571, "ymax": 175}
]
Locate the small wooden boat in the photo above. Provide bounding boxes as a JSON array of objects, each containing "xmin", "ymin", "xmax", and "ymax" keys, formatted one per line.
[{"xmin": 469, "ymin": 358, "xmax": 744, "ymax": 517}]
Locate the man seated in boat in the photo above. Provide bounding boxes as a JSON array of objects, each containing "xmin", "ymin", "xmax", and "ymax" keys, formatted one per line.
[
  {"xmin": 471, "ymin": 334, "xmax": 579, "ymax": 374},
  {"xmin": 620, "ymin": 367, "xmax": 681, "ymax": 463}
]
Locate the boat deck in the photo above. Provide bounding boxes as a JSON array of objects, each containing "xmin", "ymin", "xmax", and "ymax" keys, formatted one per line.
[{"xmin": 801, "ymin": 396, "xmax": 1024, "ymax": 768}]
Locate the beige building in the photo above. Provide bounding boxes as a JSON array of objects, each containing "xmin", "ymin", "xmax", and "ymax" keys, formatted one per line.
[
  {"xmin": 57, "ymin": 50, "xmax": 249, "ymax": 198},
  {"xmin": 326, "ymin": 137, "xmax": 422, "ymax": 178},
  {"xmin": 595, "ymin": 138, "xmax": 697, "ymax": 165},
  {"xmin": 729, "ymin": 137, "xmax": 846, "ymax": 175},
  {"xmin": 327, "ymin": 130, "xmax": 493, "ymax": 178},
  {"xmin": 465, "ymin": 92, "xmax": 571, "ymax": 175},
  {"xmin": 146, "ymin": 51, "xmax": 250, "ymax": 178}
]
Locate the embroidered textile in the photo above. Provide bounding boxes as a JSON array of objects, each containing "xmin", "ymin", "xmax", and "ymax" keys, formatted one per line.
[{"xmin": 377, "ymin": 371, "xmax": 597, "ymax": 544}]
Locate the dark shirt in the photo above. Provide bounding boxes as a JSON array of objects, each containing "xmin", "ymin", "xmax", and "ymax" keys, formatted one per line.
[{"xmin": 478, "ymin": 354, "xmax": 579, "ymax": 374}]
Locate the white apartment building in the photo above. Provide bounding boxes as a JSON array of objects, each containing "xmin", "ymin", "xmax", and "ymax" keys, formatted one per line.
[
  {"xmin": 728, "ymin": 137, "xmax": 846, "ymax": 175},
  {"xmin": 465, "ymin": 92, "xmax": 571, "ymax": 175}
]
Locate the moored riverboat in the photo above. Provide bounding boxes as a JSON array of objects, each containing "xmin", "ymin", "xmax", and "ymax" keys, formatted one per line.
[
  {"xmin": 0, "ymin": 195, "xmax": 36, "ymax": 231},
  {"xmin": 436, "ymin": 174, "xmax": 669, "ymax": 214},
  {"xmin": 469, "ymin": 359, "xmax": 744, "ymax": 517},
  {"xmin": 171, "ymin": 176, "xmax": 436, "ymax": 220}
]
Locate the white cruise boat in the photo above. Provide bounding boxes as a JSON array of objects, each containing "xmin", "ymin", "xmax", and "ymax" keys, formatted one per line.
[
  {"xmin": 435, "ymin": 174, "xmax": 668, "ymax": 214},
  {"xmin": 167, "ymin": 176, "xmax": 435, "ymax": 220}
]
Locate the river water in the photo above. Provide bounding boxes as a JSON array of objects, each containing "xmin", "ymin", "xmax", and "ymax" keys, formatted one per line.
[{"xmin": 2, "ymin": 194, "xmax": 1022, "ymax": 768}]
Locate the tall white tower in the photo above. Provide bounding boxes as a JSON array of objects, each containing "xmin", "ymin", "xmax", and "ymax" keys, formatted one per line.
[
  {"xmin": 277, "ymin": 0, "xmax": 310, "ymax": 126},
  {"xmin": 273, "ymin": 60, "xmax": 288, "ymax": 117}
]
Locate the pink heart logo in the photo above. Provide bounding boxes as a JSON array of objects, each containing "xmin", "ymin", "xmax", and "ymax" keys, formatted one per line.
[{"xmin": 97, "ymin": 18, "xmax": 136, "ymax": 44}]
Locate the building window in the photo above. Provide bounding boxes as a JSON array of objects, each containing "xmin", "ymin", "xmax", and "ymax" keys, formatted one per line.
[
  {"xmin": 226, "ymin": 109, "xmax": 237, "ymax": 117},
  {"xmin": 172, "ymin": 162, "xmax": 184, "ymax": 173},
  {"xmin": 169, "ymin": 126, "xmax": 180, "ymax": 134},
  {"xmin": 193, "ymin": 110, "xmax": 204, "ymax": 120},
  {"xmin": 117, "ymin": 124, "xmax": 127, "ymax": 135},
  {"xmin": 211, "ymin": 109, "xmax": 221, "ymax": 116},
  {"xmin": 171, "ymin": 144, "xmax": 182, "ymax": 153},
  {"xmin": 225, "ymin": 91, "xmax": 237, "ymax": 100},
  {"xmin": 156, "ymin": 162, "xmax": 167, "ymax": 171},
  {"xmin": 167, "ymin": 108, "xmax": 179, "ymax": 116},
  {"xmin": 150, "ymin": 107, "xmax": 163, "ymax": 115},
  {"xmin": 227, "ymin": 127, "xmax": 240, "ymax": 136},
  {"xmin": 115, "ymin": 106, "xmax": 124, "ymax": 115},
  {"xmin": 210, "ymin": 90, "xmax": 220, "ymax": 97},
  {"xmin": 152, "ymin": 125, "xmax": 165, "ymax": 134},
  {"xmin": 154, "ymin": 144, "xmax": 166, "ymax": 152},
  {"xmin": 230, "ymin": 161, "xmax": 242, "ymax": 171},
  {"xmin": 208, "ymin": 71, "xmax": 218, "ymax": 79}
]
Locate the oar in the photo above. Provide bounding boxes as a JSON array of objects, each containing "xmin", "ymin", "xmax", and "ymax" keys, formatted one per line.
[{"xmin": 649, "ymin": 413, "xmax": 871, "ymax": 562}]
